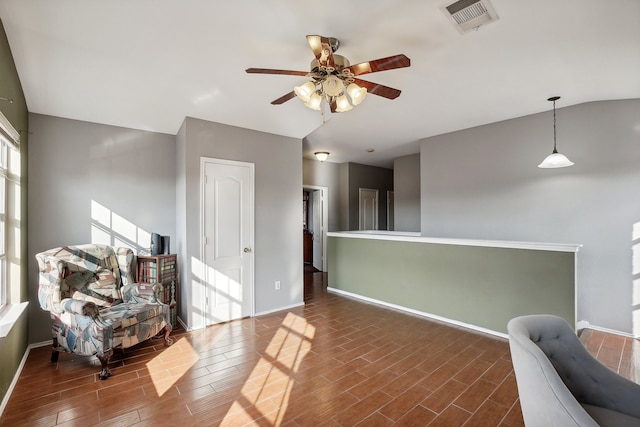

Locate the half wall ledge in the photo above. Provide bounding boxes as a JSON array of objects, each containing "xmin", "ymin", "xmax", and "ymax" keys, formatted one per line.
[{"xmin": 327, "ymin": 231, "xmax": 581, "ymax": 335}]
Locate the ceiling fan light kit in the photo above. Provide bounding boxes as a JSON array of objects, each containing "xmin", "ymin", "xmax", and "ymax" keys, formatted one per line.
[
  {"xmin": 347, "ymin": 83, "xmax": 367, "ymax": 106},
  {"xmin": 335, "ymin": 94, "xmax": 353, "ymax": 112},
  {"xmin": 246, "ymin": 35, "xmax": 411, "ymax": 114},
  {"xmin": 304, "ymin": 92, "xmax": 323, "ymax": 111},
  {"xmin": 294, "ymin": 81, "xmax": 316, "ymax": 102}
]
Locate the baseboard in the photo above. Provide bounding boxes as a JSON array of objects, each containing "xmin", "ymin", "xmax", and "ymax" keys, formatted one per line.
[
  {"xmin": 580, "ymin": 321, "xmax": 636, "ymax": 339},
  {"xmin": 327, "ymin": 287, "xmax": 508, "ymax": 339},
  {"xmin": 0, "ymin": 341, "xmax": 45, "ymax": 417},
  {"xmin": 174, "ymin": 303, "xmax": 305, "ymax": 332},
  {"xmin": 30, "ymin": 340, "xmax": 53, "ymax": 349},
  {"xmin": 254, "ymin": 302, "xmax": 305, "ymax": 317},
  {"xmin": 176, "ymin": 316, "xmax": 191, "ymax": 332}
]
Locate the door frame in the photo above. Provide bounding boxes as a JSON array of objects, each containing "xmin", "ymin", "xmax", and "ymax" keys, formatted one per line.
[
  {"xmin": 302, "ymin": 185, "xmax": 328, "ymax": 272},
  {"xmin": 387, "ymin": 190, "xmax": 395, "ymax": 231},
  {"xmin": 200, "ymin": 157, "xmax": 255, "ymax": 324}
]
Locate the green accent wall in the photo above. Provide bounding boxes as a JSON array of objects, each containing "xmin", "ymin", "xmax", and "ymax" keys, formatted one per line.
[
  {"xmin": 328, "ymin": 236, "xmax": 576, "ymax": 334},
  {"xmin": 0, "ymin": 18, "xmax": 29, "ymax": 407}
]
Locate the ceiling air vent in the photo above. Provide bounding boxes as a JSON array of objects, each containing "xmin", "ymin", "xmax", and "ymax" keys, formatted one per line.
[{"xmin": 441, "ymin": 0, "xmax": 499, "ymax": 34}]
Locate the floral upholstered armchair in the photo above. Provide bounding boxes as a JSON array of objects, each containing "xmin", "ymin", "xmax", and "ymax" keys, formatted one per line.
[{"xmin": 36, "ymin": 244, "xmax": 172, "ymax": 380}]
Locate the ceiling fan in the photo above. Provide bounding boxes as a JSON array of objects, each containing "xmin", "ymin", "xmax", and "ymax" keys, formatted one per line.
[{"xmin": 246, "ymin": 35, "xmax": 411, "ymax": 113}]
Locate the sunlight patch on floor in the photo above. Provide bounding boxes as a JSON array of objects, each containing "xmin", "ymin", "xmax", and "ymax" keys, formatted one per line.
[
  {"xmin": 146, "ymin": 337, "xmax": 198, "ymax": 396},
  {"xmin": 226, "ymin": 312, "xmax": 316, "ymax": 425}
]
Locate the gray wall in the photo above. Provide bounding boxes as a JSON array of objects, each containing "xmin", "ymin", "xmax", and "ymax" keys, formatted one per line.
[
  {"xmin": 420, "ymin": 99, "xmax": 640, "ymax": 335},
  {"xmin": 303, "ymin": 158, "xmax": 341, "ymax": 232},
  {"xmin": 28, "ymin": 114, "xmax": 176, "ymax": 343},
  {"xmin": 393, "ymin": 154, "xmax": 420, "ymax": 232},
  {"xmin": 176, "ymin": 117, "xmax": 303, "ymax": 329}
]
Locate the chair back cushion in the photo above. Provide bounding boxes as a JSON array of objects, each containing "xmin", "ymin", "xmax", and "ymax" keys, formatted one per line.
[
  {"xmin": 36, "ymin": 244, "xmax": 135, "ymax": 312},
  {"xmin": 507, "ymin": 315, "xmax": 598, "ymax": 426},
  {"xmin": 508, "ymin": 314, "xmax": 640, "ymax": 426}
]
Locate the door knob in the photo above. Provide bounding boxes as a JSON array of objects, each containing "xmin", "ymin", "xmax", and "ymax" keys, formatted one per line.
[{"xmin": 243, "ymin": 247, "xmax": 252, "ymax": 253}]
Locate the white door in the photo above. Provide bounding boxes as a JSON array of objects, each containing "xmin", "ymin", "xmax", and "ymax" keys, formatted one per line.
[
  {"xmin": 312, "ymin": 190, "xmax": 323, "ymax": 271},
  {"xmin": 202, "ymin": 158, "xmax": 254, "ymax": 325},
  {"xmin": 359, "ymin": 188, "xmax": 379, "ymax": 230}
]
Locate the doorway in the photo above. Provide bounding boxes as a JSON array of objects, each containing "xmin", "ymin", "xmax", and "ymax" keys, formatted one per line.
[
  {"xmin": 201, "ymin": 157, "xmax": 255, "ymax": 326},
  {"xmin": 302, "ymin": 185, "xmax": 328, "ymax": 272}
]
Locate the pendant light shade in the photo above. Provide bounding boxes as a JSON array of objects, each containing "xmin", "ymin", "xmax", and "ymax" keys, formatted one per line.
[
  {"xmin": 538, "ymin": 152, "xmax": 574, "ymax": 168},
  {"xmin": 538, "ymin": 96, "xmax": 574, "ymax": 168}
]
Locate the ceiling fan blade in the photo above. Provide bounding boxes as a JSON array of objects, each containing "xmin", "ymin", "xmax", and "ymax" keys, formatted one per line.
[
  {"xmin": 347, "ymin": 54, "xmax": 411, "ymax": 76},
  {"xmin": 271, "ymin": 91, "xmax": 297, "ymax": 105},
  {"xmin": 306, "ymin": 35, "xmax": 334, "ymax": 68},
  {"xmin": 353, "ymin": 78, "xmax": 402, "ymax": 100},
  {"xmin": 246, "ymin": 68, "xmax": 309, "ymax": 76}
]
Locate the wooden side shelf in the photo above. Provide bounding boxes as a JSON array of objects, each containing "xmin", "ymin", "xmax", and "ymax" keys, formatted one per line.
[{"xmin": 137, "ymin": 254, "xmax": 178, "ymax": 328}]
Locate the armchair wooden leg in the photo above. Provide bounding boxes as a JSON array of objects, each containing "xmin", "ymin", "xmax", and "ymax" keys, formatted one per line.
[
  {"xmin": 50, "ymin": 350, "xmax": 60, "ymax": 363},
  {"xmin": 163, "ymin": 326, "xmax": 173, "ymax": 346},
  {"xmin": 96, "ymin": 349, "xmax": 113, "ymax": 380}
]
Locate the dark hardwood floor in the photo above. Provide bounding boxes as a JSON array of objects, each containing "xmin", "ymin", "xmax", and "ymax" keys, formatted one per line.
[{"xmin": 1, "ymin": 272, "xmax": 638, "ymax": 426}]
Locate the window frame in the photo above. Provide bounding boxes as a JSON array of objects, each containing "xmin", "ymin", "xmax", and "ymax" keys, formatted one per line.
[
  {"xmin": 0, "ymin": 110, "xmax": 21, "ymax": 326},
  {"xmin": 0, "ymin": 136, "xmax": 9, "ymax": 310}
]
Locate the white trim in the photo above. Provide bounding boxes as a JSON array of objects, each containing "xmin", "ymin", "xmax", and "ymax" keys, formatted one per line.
[
  {"xmin": 327, "ymin": 231, "xmax": 581, "ymax": 253},
  {"xmin": 575, "ymin": 252, "xmax": 579, "ymax": 331},
  {"xmin": 0, "ymin": 302, "xmax": 28, "ymax": 338},
  {"xmin": 29, "ymin": 340, "xmax": 52, "ymax": 349},
  {"xmin": 177, "ymin": 316, "xmax": 191, "ymax": 332},
  {"xmin": 0, "ymin": 341, "xmax": 37, "ymax": 417},
  {"xmin": 581, "ymin": 323, "xmax": 636, "ymax": 339},
  {"xmin": 254, "ymin": 302, "xmax": 305, "ymax": 317},
  {"xmin": 0, "ymin": 112, "xmax": 19, "ymax": 148},
  {"xmin": 328, "ymin": 287, "xmax": 508, "ymax": 339}
]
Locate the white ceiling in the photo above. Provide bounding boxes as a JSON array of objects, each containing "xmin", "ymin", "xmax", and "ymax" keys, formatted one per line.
[{"xmin": 1, "ymin": 0, "xmax": 639, "ymax": 168}]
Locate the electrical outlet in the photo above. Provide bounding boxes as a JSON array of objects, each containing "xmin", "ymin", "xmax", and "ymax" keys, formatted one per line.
[{"xmin": 275, "ymin": 280, "xmax": 281, "ymax": 290}]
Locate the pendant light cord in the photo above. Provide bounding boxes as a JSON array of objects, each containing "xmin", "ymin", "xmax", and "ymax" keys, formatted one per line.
[
  {"xmin": 552, "ymin": 98, "xmax": 557, "ymax": 153},
  {"xmin": 548, "ymin": 96, "xmax": 560, "ymax": 154}
]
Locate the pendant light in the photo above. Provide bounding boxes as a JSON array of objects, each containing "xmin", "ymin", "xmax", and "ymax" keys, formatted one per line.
[{"xmin": 538, "ymin": 96, "xmax": 574, "ymax": 168}]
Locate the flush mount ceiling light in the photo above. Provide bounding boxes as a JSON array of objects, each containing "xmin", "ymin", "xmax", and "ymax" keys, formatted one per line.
[
  {"xmin": 538, "ymin": 96, "xmax": 574, "ymax": 169},
  {"xmin": 314, "ymin": 151, "xmax": 329, "ymax": 162},
  {"xmin": 246, "ymin": 35, "xmax": 410, "ymax": 113}
]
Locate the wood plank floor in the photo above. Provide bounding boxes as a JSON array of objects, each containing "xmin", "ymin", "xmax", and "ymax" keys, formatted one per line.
[{"xmin": 2, "ymin": 272, "xmax": 638, "ymax": 426}]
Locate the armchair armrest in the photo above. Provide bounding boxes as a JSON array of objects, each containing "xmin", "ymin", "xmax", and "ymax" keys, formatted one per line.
[
  {"xmin": 121, "ymin": 283, "xmax": 161, "ymax": 304},
  {"xmin": 36, "ymin": 253, "xmax": 66, "ymax": 313},
  {"xmin": 59, "ymin": 298, "xmax": 100, "ymax": 319}
]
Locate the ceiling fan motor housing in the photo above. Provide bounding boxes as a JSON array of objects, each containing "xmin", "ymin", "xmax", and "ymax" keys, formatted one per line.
[{"xmin": 310, "ymin": 54, "xmax": 350, "ymax": 73}]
